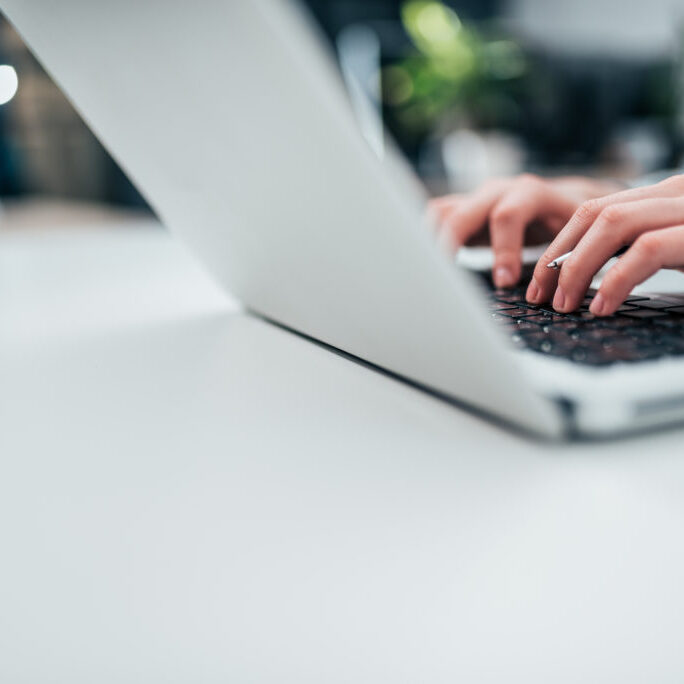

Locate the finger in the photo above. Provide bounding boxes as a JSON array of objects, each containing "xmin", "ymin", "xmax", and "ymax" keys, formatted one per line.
[
  {"xmin": 489, "ymin": 175, "xmax": 578, "ymax": 288},
  {"xmin": 428, "ymin": 195, "xmax": 462, "ymax": 225},
  {"xmin": 427, "ymin": 195, "xmax": 463, "ymax": 241},
  {"xmin": 590, "ymin": 226, "xmax": 684, "ymax": 315},
  {"xmin": 528, "ymin": 175, "xmax": 684, "ymax": 304},
  {"xmin": 553, "ymin": 197, "xmax": 684, "ymax": 312},
  {"xmin": 441, "ymin": 179, "xmax": 507, "ymax": 251}
]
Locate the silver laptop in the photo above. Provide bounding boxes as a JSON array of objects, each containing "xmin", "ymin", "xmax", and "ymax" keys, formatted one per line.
[{"xmin": 5, "ymin": 0, "xmax": 684, "ymax": 439}]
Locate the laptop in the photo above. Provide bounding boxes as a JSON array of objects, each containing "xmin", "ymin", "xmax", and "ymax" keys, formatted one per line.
[{"xmin": 4, "ymin": 0, "xmax": 684, "ymax": 439}]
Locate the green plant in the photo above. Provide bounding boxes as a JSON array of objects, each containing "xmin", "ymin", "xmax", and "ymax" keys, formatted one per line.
[{"xmin": 383, "ymin": 1, "xmax": 528, "ymax": 140}]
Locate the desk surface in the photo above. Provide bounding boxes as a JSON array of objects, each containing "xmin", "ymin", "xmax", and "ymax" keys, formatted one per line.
[{"xmin": 2, "ymin": 211, "xmax": 684, "ymax": 683}]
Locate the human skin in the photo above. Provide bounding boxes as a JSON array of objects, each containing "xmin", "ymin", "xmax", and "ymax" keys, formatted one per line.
[{"xmin": 430, "ymin": 174, "xmax": 684, "ymax": 316}]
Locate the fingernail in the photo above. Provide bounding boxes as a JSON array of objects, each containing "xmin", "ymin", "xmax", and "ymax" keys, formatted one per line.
[
  {"xmin": 526, "ymin": 278, "xmax": 540, "ymax": 303},
  {"xmin": 494, "ymin": 266, "xmax": 514, "ymax": 288},
  {"xmin": 553, "ymin": 286, "xmax": 566, "ymax": 311},
  {"xmin": 590, "ymin": 292, "xmax": 606, "ymax": 316}
]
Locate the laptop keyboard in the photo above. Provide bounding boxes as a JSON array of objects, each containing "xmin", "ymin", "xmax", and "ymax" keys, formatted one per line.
[{"xmin": 483, "ymin": 268, "xmax": 684, "ymax": 366}]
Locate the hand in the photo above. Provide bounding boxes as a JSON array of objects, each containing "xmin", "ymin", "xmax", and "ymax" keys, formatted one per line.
[
  {"xmin": 430, "ymin": 175, "xmax": 621, "ymax": 288},
  {"xmin": 527, "ymin": 174, "xmax": 684, "ymax": 316}
]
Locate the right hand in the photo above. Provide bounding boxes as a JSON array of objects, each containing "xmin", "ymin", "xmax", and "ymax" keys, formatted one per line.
[{"xmin": 429, "ymin": 174, "xmax": 623, "ymax": 289}]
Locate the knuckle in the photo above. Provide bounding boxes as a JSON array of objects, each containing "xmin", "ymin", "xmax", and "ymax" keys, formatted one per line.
[
  {"xmin": 634, "ymin": 233, "xmax": 662, "ymax": 260},
  {"xmin": 661, "ymin": 174, "xmax": 684, "ymax": 190},
  {"xmin": 598, "ymin": 275, "xmax": 621, "ymax": 300},
  {"xmin": 531, "ymin": 267, "xmax": 551, "ymax": 288},
  {"xmin": 490, "ymin": 204, "xmax": 517, "ymax": 225},
  {"xmin": 598, "ymin": 204, "xmax": 625, "ymax": 227},
  {"xmin": 574, "ymin": 200, "xmax": 599, "ymax": 224},
  {"xmin": 515, "ymin": 173, "xmax": 544, "ymax": 192},
  {"xmin": 601, "ymin": 266, "xmax": 628, "ymax": 296},
  {"xmin": 446, "ymin": 206, "xmax": 467, "ymax": 227},
  {"xmin": 446, "ymin": 208, "xmax": 476, "ymax": 240},
  {"xmin": 557, "ymin": 260, "xmax": 579, "ymax": 287},
  {"xmin": 532, "ymin": 255, "xmax": 552, "ymax": 280},
  {"xmin": 537, "ymin": 250, "xmax": 556, "ymax": 272},
  {"xmin": 482, "ymin": 177, "xmax": 504, "ymax": 191}
]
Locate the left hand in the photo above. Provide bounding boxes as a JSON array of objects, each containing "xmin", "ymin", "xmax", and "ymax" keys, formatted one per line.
[{"xmin": 527, "ymin": 174, "xmax": 684, "ymax": 316}]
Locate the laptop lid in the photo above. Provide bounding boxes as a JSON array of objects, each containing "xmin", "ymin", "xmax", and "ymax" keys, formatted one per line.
[{"xmin": 0, "ymin": 0, "xmax": 564, "ymax": 436}]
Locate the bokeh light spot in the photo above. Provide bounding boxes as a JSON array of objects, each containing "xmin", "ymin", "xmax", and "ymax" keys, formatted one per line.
[{"xmin": 0, "ymin": 65, "xmax": 18, "ymax": 105}]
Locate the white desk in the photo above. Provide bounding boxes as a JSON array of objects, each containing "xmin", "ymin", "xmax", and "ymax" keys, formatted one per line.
[{"xmin": 2, "ymin": 212, "xmax": 684, "ymax": 682}]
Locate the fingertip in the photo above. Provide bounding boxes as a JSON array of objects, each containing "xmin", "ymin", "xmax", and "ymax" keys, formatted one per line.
[
  {"xmin": 493, "ymin": 265, "xmax": 516, "ymax": 288},
  {"xmin": 552, "ymin": 286, "xmax": 567, "ymax": 312},
  {"xmin": 589, "ymin": 292, "xmax": 607, "ymax": 316},
  {"xmin": 528, "ymin": 266, "xmax": 554, "ymax": 304},
  {"xmin": 526, "ymin": 277, "xmax": 541, "ymax": 303},
  {"xmin": 493, "ymin": 256, "xmax": 521, "ymax": 288}
]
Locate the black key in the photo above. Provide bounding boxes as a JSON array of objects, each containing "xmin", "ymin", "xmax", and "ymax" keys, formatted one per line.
[
  {"xmin": 624, "ymin": 328, "xmax": 652, "ymax": 339},
  {"xmin": 584, "ymin": 337, "xmax": 642, "ymax": 359},
  {"xmin": 601, "ymin": 348, "xmax": 643, "ymax": 363},
  {"xmin": 518, "ymin": 314, "xmax": 551, "ymax": 324},
  {"xmin": 633, "ymin": 346, "xmax": 667, "ymax": 361},
  {"xmin": 490, "ymin": 312, "xmax": 514, "ymax": 323},
  {"xmin": 569, "ymin": 347, "xmax": 591, "ymax": 363},
  {"xmin": 567, "ymin": 311, "xmax": 597, "ymax": 321},
  {"xmin": 652, "ymin": 334, "xmax": 684, "ymax": 348},
  {"xmin": 633, "ymin": 299, "xmax": 677, "ymax": 310},
  {"xmin": 498, "ymin": 307, "xmax": 547, "ymax": 318},
  {"xmin": 513, "ymin": 320, "xmax": 547, "ymax": 332},
  {"xmin": 493, "ymin": 286, "xmax": 526, "ymax": 295},
  {"xmin": 577, "ymin": 319, "xmax": 606, "ymax": 333},
  {"xmin": 503, "ymin": 285, "xmax": 684, "ymax": 363},
  {"xmin": 519, "ymin": 330, "xmax": 550, "ymax": 341},
  {"xmin": 661, "ymin": 345, "xmax": 684, "ymax": 356},
  {"xmin": 489, "ymin": 301, "xmax": 519, "ymax": 311},
  {"xmin": 661, "ymin": 296, "xmax": 684, "ymax": 306},
  {"xmin": 535, "ymin": 304, "xmax": 561, "ymax": 314},
  {"xmin": 547, "ymin": 320, "xmax": 580, "ymax": 331},
  {"xmin": 493, "ymin": 292, "xmax": 526, "ymax": 304},
  {"xmin": 619, "ymin": 309, "xmax": 668, "ymax": 319},
  {"xmin": 580, "ymin": 353, "xmax": 619, "ymax": 366},
  {"xmin": 603, "ymin": 341, "xmax": 648, "ymax": 360},
  {"xmin": 598, "ymin": 316, "xmax": 643, "ymax": 329},
  {"xmin": 581, "ymin": 328, "xmax": 620, "ymax": 342},
  {"xmin": 525, "ymin": 336, "xmax": 558, "ymax": 354},
  {"xmin": 542, "ymin": 315, "xmax": 575, "ymax": 325},
  {"xmin": 511, "ymin": 339, "xmax": 529, "ymax": 351},
  {"xmin": 533, "ymin": 329, "xmax": 574, "ymax": 344},
  {"xmin": 653, "ymin": 318, "xmax": 682, "ymax": 328},
  {"xmin": 538, "ymin": 340, "xmax": 555, "ymax": 354}
]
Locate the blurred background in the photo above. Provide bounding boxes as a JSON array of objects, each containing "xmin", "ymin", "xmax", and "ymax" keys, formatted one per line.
[{"xmin": 0, "ymin": 0, "xmax": 683, "ymax": 213}]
